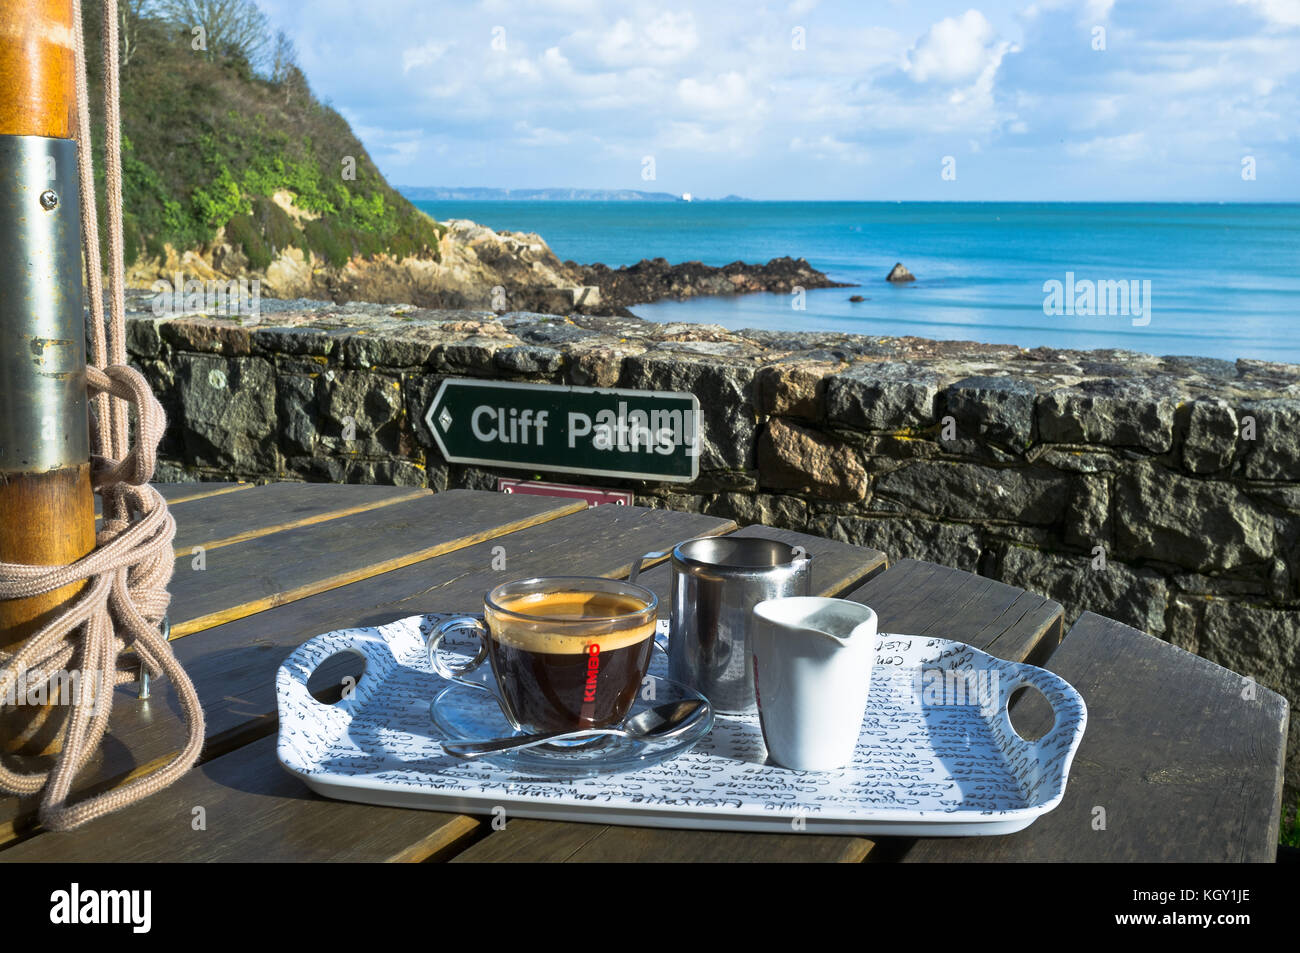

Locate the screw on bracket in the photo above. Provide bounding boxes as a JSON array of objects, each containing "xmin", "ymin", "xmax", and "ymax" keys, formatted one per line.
[{"xmin": 39, "ymin": 189, "xmax": 59, "ymax": 211}]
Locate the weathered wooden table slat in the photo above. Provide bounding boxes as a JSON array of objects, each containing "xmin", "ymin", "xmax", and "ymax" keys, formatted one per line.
[
  {"xmin": 451, "ymin": 818, "xmax": 875, "ymax": 864},
  {"xmin": 168, "ymin": 482, "xmax": 430, "ymax": 556},
  {"xmin": 1, "ymin": 483, "xmax": 1287, "ymax": 864},
  {"xmin": 167, "ymin": 490, "xmax": 585, "ymax": 637},
  {"xmin": 843, "ymin": 558, "xmax": 1064, "ymax": 666},
  {"xmin": 1, "ymin": 735, "xmax": 482, "ymax": 863}
]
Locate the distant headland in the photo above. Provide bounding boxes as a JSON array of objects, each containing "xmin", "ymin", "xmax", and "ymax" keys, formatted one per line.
[{"xmin": 398, "ymin": 187, "xmax": 751, "ymax": 202}]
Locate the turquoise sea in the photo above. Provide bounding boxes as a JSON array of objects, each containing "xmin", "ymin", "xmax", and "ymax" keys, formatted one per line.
[{"xmin": 410, "ymin": 201, "xmax": 1300, "ymax": 363}]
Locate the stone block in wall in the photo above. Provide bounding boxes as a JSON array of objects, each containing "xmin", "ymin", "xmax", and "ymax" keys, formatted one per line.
[
  {"xmin": 1033, "ymin": 447, "xmax": 1122, "ymax": 473},
  {"xmin": 643, "ymin": 492, "xmax": 710, "ymax": 514},
  {"xmin": 289, "ymin": 455, "xmax": 429, "ymax": 487},
  {"xmin": 160, "ymin": 317, "xmax": 252, "ymax": 357},
  {"xmin": 706, "ymin": 492, "xmax": 809, "ymax": 528},
  {"xmin": 275, "ymin": 365, "xmax": 319, "ymax": 457},
  {"xmin": 568, "ymin": 345, "xmax": 633, "ymax": 388},
  {"xmin": 493, "ymin": 345, "xmax": 564, "ymax": 376},
  {"xmin": 1036, "ymin": 378, "xmax": 1177, "ymax": 453},
  {"xmin": 825, "ymin": 362, "xmax": 941, "ymax": 431},
  {"xmin": 127, "ymin": 316, "xmax": 165, "ymax": 359},
  {"xmin": 872, "ymin": 460, "xmax": 1072, "ymax": 526},
  {"xmin": 1247, "ymin": 484, "xmax": 1300, "ymax": 513},
  {"xmin": 941, "ymin": 375, "xmax": 1036, "ymax": 450},
  {"xmin": 1179, "ymin": 397, "xmax": 1237, "ymax": 474},
  {"xmin": 995, "ymin": 543, "xmax": 1168, "ymax": 636},
  {"xmin": 854, "ymin": 434, "xmax": 942, "ymax": 461},
  {"xmin": 620, "ymin": 353, "xmax": 756, "ymax": 471},
  {"xmin": 430, "ymin": 337, "xmax": 505, "ymax": 374},
  {"xmin": 756, "ymin": 418, "xmax": 868, "ymax": 502},
  {"xmin": 448, "ymin": 465, "xmax": 506, "ymax": 491},
  {"xmin": 754, "ymin": 361, "xmax": 837, "ymax": 421},
  {"xmin": 816, "ymin": 515, "xmax": 983, "ymax": 572},
  {"xmin": 1163, "ymin": 596, "xmax": 1206, "ymax": 655},
  {"xmin": 1064, "ymin": 474, "xmax": 1111, "ymax": 549},
  {"xmin": 252, "ymin": 325, "xmax": 338, "ymax": 358},
  {"xmin": 1169, "ymin": 568, "xmax": 1275, "ymax": 601},
  {"xmin": 1239, "ymin": 398, "xmax": 1300, "ymax": 481},
  {"xmin": 684, "ymin": 470, "xmax": 760, "ymax": 493},
  {"xmin": 1114, "ymin": 462, "xmax": 1275, "ymax": 571},
  {"xmin": 341, "ymin": 332, "xmax": 438, "ymax": 370},
  {"xmin": 317, "ymin": 370, "xmax": 405, "ymax": 456},
  {"xmin": 174, "ymin": 353, "xmax": 277, "ymax": 471},
  {"xmin": 509, "ymin": 319, "xmax": 597, "ymax": 346}
]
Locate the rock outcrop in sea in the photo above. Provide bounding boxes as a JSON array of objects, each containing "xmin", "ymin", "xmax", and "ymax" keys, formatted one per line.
[
  {"xmin": 575, "ymin": 256, "xmax": 852, "ymax": 314},
  {"xmin": 887, "ymin": 262, "xmax": 916, "ymax": 282}
]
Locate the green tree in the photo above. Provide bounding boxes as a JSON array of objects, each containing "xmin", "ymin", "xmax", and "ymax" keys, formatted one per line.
[{"xmin": 158, "ymin": 0, "xmax": 270, "ymax": 67}]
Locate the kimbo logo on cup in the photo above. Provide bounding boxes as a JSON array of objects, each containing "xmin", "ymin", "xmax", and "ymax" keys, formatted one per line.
[
  {"xmin": 578, "ymin": 642, "xmax": 602, "ymax": 723},
  {"xmin": 583, "ymin": 643, "xmax": 601, "ymax": 703}
]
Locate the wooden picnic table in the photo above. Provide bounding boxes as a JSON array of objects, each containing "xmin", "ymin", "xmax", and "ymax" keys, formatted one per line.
[{"xmin": 0, "ymin": 482, "xmax": 1288, "ymax": 862}]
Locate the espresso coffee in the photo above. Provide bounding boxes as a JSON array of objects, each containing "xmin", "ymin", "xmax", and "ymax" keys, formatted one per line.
[{"xmin": 487, "ymin": 591, "xmax": 655, "ymax": 732}]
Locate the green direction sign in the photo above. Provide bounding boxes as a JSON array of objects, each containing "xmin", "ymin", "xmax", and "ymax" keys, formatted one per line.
[{"xmin": 424, "ymin": 379, "xmax": 701, "ymax": 482}]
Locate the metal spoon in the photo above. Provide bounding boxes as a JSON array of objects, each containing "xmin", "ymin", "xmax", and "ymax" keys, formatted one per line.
[{"xmin": 441, "ymin": 699, "xmax": 710, "ymax": 760}]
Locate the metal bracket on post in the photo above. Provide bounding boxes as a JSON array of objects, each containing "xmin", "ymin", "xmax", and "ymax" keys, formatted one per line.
[{"xmin": 0, "ymin": 135, "xmax": 90, "ymax": 477}]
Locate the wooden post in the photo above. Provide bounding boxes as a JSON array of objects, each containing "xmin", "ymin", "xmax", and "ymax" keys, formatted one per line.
[{"xmin": 0, "ymin": 0, "xmax": 96, "ymax": 756}]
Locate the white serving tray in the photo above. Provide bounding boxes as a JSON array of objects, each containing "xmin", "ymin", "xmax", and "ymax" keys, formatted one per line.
[{"xmin": 276, "ymin": 613, "xmax": 1087, "ymax": 837}]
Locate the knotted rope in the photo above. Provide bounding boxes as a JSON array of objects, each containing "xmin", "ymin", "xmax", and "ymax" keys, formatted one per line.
[{"xmin": 0, "ymin": 0, "xmax": 204, "ymax": 832}]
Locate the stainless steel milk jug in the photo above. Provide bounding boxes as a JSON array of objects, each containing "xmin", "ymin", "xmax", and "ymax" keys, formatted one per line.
[{"xmin": 631, "ymin": 537, "xmax": 813, "ymax": 714}]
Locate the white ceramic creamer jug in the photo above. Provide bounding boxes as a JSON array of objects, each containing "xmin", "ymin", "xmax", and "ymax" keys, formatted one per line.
[{"xmin": 750, "ymin": 597, "xmax": 877, "ymax": 771}]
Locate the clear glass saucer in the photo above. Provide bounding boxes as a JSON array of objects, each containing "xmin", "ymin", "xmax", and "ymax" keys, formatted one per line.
[{"xmin": 429, "ymin": 674, "xmax": 713, "ymax": 779}]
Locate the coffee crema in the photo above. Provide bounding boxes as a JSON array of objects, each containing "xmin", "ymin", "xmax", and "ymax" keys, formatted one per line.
[{"xmin": 486, "ymin": 590, "xmax": 655, "ymax": 731}]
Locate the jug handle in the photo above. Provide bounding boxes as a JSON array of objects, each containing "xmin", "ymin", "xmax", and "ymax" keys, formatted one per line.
[{"xmin": 629, "ymin": 550, "xmax": 669, "ymax": 584}]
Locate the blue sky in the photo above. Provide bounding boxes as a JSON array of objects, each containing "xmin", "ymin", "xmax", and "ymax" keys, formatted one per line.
[{"xmin": 256, "ymin": 0, "xmax": 1300, "ymax": 201}]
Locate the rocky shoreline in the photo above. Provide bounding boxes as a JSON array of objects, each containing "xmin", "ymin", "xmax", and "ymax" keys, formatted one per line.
[{"xmin": 126, "ymin": 216, "xmax": 847, "ymax": 318}]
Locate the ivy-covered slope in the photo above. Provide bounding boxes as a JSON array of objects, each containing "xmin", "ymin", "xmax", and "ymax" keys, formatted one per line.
[{"xmin": 81, "ymin": 5, "xmax": 443, "ymax": 271}]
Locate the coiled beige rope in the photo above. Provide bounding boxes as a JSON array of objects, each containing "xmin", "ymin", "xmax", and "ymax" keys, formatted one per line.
[{"xmin": 0, "ymin": 0, "xmax": 205, "ymax": 832}]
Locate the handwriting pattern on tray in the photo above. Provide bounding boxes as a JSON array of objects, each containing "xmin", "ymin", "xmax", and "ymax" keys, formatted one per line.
[{"xmin": 276, "ymin": 613, "xmax": 1086, "ymax": 824}]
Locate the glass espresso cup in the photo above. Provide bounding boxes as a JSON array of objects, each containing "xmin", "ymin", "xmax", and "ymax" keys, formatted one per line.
[{"xmin": 428, "ymin": 577, "xmax": 659, "ymax": 735}]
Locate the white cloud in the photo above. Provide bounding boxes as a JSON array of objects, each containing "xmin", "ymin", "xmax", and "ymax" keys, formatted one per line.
[
  {"xmin": 789, "ymin": 135, "xmax": 868, "ymax": 163},
  {"xmin": 401, "ymin": 41, "xmax": 448, "ymax": 74},
  {"xmin": 595, "ymin": 11, "xmax": 699, "ymax": 67},
  {"xmin": 1083, "ymin": 0, "xmax": 1116, "ymax": 21},
  {"xmin": 1065, "ymin": 132, "xmax": 1148, "ymax": 161},
  {"xmin": 677, "ymin": 72, "xmax": 750, "ymax": 111},
  {"xmin": 513, "ymin": 121, "xmax": 572, "ymax": 146},
  {"xmin": 1236, "ymin": 0, "xmax": 1300, "ymax": 28},
  {"xmin": 905, "ymin": 10, "xmax": 1004, "ymax": 84}
]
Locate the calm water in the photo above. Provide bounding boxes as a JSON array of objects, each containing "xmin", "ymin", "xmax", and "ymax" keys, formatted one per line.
[{"xmin": 411, "ymin": 200, "xmax": 1300, "ymax": 363}]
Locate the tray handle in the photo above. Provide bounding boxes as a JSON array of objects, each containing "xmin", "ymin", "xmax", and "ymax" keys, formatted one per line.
[
  {"xmin": 277, "ymin": 628, "xmax": 390, "ymax": 724},
  {"xmin": 997, "ymin": 666, "xmax": 1087, "ymax": 797}
]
